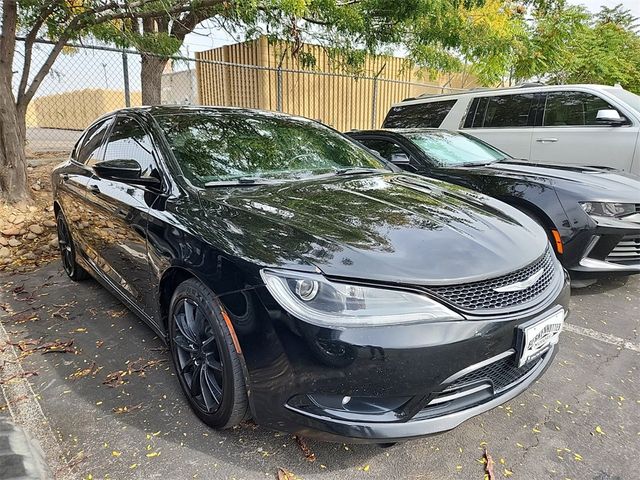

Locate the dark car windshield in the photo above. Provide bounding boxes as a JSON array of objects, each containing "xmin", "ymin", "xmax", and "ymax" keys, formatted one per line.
[
  {"xmin": 404, "ymin": 131, "xmax": 507, "ymax": 167},
  {"xmin": 154, "ymin": 111, "xmax": 388, "ymax": 186}
]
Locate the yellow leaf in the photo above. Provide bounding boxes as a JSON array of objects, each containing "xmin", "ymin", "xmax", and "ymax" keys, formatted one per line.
[
  {"xmin": 595, "ymin": 426, "xmax": 605, "ymax": 435},
  {"xmin": 504, "ymin": 469, "xmax": 513, "ymax": 477},
  {"xmin": 363, "ymin": 464, "xmax": 370, "ymax": 472},
  {"xmin": 111, "ymin": 451, "xmax": 121, "ymax": 457},
  {"xmin": 146, "ymin": 451, "xmax": 160, "ymax": 458}
]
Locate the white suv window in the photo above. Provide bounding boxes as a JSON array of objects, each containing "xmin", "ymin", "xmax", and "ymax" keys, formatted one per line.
[
  {"xmin": 383, "ymin": 100, "xmax": 457, "ymax": 128},
  {"xmin": 463, "ymin": 94, "xmax": 536, "ymax": 128},
  {"xmin": 542, "ymin": 91, "xmax": 623, "ymax": 126}
]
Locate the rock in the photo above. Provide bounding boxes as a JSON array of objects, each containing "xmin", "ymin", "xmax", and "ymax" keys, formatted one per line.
[
  {"xmin": 48, "ymin": 238, "xmax": 59, "ymax": 249},
  {"xmin": 1, "ymin": 228, "xmax": 20, "ymax": 236},
  {"xmin": 8, "ymin": 238, "xmax": 21, "ymax": 247},
  {"xmin": 31, "ymin": 184, "xmax": 42, "ymax": 191},
  {"xmin": 43, "ymin": 219, "xmax": 56, "ymax": 228},
  {"xmin": 25, "ymin": 232, "xmax": 37, "ymax": 240},
  {"xmin": 23, "ymin": 252, "xmax": 36, "ymax": 260},
  {"xmin": 0, "ymin": 237, "xmax": 7, "ymax": 246},
  {"xmin": 28, "ymin": 224, "xmax": 44, "ymax": 235},
  {"xmin": 7, "ymin": 214, "xmax": 16, "ymax": 223},
  {"xmin": 45, "ymin": 205, "xmax": 54, "ymax": 212},
  {"xmin": 28, "ymin": 206, "xmax": 38, "ymax": 212},
  {"xmin": 0, "ymin": 247, "xmax": 9, "ymax": 258},
  {"xmin": 12, "ymin": 215, "xmax": 25, "ymax": 225}
]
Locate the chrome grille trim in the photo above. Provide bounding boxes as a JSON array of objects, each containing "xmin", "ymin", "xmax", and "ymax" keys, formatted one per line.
[{"xmin": 426, "ymin": 247, "xmax": 557, "ymax": 312}]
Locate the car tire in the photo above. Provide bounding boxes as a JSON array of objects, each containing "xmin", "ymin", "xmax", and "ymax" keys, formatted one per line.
[
  {"xmin": 168, "ymin": 278, "xmax": 249, "ymax": 429},
  {"xmin": 56, "ymin": 211, "xmax": 90, "ymax": 281}
]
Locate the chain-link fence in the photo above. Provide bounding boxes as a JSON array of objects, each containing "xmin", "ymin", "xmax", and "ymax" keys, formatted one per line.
[{"xmin": 15, "ymin": 38, "xmax": 466, "ymax": 157}]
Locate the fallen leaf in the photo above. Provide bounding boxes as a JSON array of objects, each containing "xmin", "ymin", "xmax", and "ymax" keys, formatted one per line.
[
  {"xmin": 294, "ymin": 435, "xmax": 316, "ymax": 462},
  {"xmin": 277, "ymin": 467, "xmax": 300, "ymax": 480},
  {"xmin": 483, "ymin": 447, "xmax": 495, "ymax": 480}
]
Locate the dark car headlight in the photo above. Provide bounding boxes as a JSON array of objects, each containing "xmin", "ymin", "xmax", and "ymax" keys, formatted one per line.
[
  {"xmin": 260, "ymin": 269, "xmax": 462, "ymax": 327},
  {"xmin": 580, "ymin": 202, "xmax": 635, "ymax": 218}
]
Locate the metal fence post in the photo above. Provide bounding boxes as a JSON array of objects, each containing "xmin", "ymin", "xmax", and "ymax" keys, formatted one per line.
[
  {"xmin": 276, "ymin": 66, "xmax": 283, "ymax": 112},
  {"xmin": 371, "ymin": 76, "xmax": 379, "ymax": 129},
  {"xmin": 122, "ymin": 49, "xmax": 131, "ymax": 107}
]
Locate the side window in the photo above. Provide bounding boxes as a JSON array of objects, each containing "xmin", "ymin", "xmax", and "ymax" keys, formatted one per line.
[
  {"xmin": 543, "ymin": 91, "xmax": 622, "ymax": 126},
  {"xmin": 357, "ymin": 138, "xmax": 411, "ymax": 163},
  {"xmin": 464, "ymin": 94, "xmax": 535, "ymax": 128},
  {"xmin": 383, "ymin": 100, "xmax": 457, "ymax": 128},
  {"xmin": 75, "ymin": 118, "xmax": 112, "ymax": 165},
  {"xmin": 102, "ymin": 116, "xmax": 158, "ymax": 177}
]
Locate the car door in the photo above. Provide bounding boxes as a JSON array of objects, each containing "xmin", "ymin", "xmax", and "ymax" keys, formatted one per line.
[
  {"xmin": 83, "ymin": 114, "xmax": 165, "ymax": 315},
  {"xmin": 57, "ymin": 117, "xmax": 114, "ymax": 257},
  {"xmin": 461, "ymin": 93, "xmax": 538, "ymax": 160},
  {"xmin": 530, "ymin": 90, "xmax": 639, "ymax": 170}
]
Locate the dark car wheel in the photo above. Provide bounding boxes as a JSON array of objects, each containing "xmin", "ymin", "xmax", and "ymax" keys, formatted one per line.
[
  {"xmin": 56, "ymin": 212, "xmax": 90, "ymax": 281},
  {"xmin": 169, "ymin": 278, "xmax": 249, "ymax": 428}
]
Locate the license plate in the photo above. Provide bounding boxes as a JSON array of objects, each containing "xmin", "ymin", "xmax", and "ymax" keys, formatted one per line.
[{"xmin": 517, "ymin": 308, "xmax": 565, "ymax": 367}]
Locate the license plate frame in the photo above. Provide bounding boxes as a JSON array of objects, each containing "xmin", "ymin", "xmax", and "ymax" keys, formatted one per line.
[{"xmin": 516, "ymin": 307, "xmax": 565, "ymax": 367}]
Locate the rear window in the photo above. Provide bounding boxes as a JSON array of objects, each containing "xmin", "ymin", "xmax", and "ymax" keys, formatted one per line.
[
  {"xmin": 383, "ymin": 100, "xmax": 457, "ymax": 128},
  {"xmin": 463, "ymin": 94, "xmax": 536, "ymax": 128}
]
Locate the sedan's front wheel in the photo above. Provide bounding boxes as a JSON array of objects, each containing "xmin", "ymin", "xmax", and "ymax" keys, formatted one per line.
[
  {"xmin": 56, "ymin": 212, "xmax": 89, "ymax": 281},
  {"xmin": 168, "ymin": 279, "xmax": 249, "ymax": 428}
]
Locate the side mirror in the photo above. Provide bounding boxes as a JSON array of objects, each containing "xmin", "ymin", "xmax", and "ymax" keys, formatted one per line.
[
  {"xmin": 596, "ymin": 109, "xmax": 626, "ymax": 126},
  {"xmin": 390, "ymin": 152, "xmax": 411, "ymax": 165},
  {"xmin": 93, "ymin": 158, "xmax": 161, "ymax": 187}
]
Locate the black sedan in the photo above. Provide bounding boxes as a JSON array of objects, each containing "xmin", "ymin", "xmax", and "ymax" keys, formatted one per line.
[
  {"xmin": 52, "ymin": 106, "xmax": 569, "ymax": 443},
  {"xmin": 347, "ymin": 129, "xmax": 640, "ymax": 284}
]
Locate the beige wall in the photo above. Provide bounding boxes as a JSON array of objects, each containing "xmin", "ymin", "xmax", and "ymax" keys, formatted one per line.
[
  {"xmin": 196, "ymin": 36, "xmax": 476, "ymax": 130},
  {"xmin": 30, "ymin": 89, "xmax": 142, "ymax": 130}
]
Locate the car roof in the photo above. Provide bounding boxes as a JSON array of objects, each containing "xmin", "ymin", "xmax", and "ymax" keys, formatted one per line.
[
  {"xmin": 99, "ymin": 105, "xmax": 318, "ymax": 124},
  {"xmin": 397, "ymin": 83, "xmax": 625, "ymax": 105},
  {"xmin": 348, "ymin": 128, "xmax": 457, "ymax": 136}
]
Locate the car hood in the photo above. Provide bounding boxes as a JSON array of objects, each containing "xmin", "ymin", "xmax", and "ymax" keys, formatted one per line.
[
  {"xmin": 197, "ymin": 173, "xmax": 548, "ymax": 286},
  {"xmin": 464, "ymin": 161, "xmax": 640, "ymax": 200}
]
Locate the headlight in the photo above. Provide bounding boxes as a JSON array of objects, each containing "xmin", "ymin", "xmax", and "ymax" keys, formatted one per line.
[
  {"xmin": 260, "ymin": 269, "xmax": 463, "ymax": 327},
  {"xmin": 579, "ymin": 202, "xmax": 635, "ymax": 218}
]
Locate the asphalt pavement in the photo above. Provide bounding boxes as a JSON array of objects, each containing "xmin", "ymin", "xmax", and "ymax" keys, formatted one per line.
[{"xmin": 0, "ymin": 263, "xmax": 638, "ymax": 480}]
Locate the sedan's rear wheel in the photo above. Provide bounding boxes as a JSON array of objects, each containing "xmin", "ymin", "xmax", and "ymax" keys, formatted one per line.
[
  {"xmin": 168, "ymin": 279, "xmax": 249, "ymax": 428},
  {"xmin": 56, "ymin": 212, "xmax": 89, "ymax": 281}
]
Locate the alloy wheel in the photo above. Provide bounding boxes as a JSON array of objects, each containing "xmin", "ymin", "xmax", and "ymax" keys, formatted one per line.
[
  {"xmin": 56, "ymin": 216, "xmax": 75, "ymax": 277},
  {"xmin": 173, "ymin": 299, "xmax": 224, "ymax": 413}
]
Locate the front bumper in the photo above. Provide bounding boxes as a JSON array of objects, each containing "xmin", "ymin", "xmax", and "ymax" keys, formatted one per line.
[
  {"xmin": 568, "ymin": 218, "xmax": 640, "ymax": 277},
  {"xmin": 238, "ymin": 272, "xmax": 570, "ymax": 443}
]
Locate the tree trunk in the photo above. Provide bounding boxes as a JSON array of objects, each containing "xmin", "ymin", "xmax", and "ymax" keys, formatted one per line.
[
  {"xmin": 0, "ymin": 0, "xmax": 30, "ymax": 203},
  {"xmin": 141, "ymin": 54, "xmax": 168, "ymax": 105},
  {"xmin": 0, "ymin": 79, "xmax": 30, "ymax": 204}
]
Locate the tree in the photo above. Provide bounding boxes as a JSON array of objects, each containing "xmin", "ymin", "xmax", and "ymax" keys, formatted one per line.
[
  {"xmin": 0, "ymin": 0, "xmax": 222, "ymax": 203},
  {"xmin": 2, "ymin": 0, "xmax": 516, "ymax": 204}
]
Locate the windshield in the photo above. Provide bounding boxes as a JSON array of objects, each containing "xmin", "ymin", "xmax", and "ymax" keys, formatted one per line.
[
  {"xmin": 154, "ymin": 111, "xmax": 388, "ymax": 186},
  {"xmin": 605, "ymin": 87, "xmax": 640, "ymax": 113},
  {"xmin": 404, "ymin": 131, "xmax": 507, "ymax": 166}
]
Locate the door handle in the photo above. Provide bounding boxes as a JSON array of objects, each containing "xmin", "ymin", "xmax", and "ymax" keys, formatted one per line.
[
  {"xmin": 89, "ymin": 184, "xmax": 100, "ymax": 195},
  {"xmin": 536, "ymin": 138, "xmax": 558, "ymax": 143},
  {"xmin": 116, "ymin": 208, "xmax": 128, "ymax": 219}
]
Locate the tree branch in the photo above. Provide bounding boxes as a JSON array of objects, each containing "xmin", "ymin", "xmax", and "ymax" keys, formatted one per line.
[{"xmin": 17, "ymin": 1, "xmax": 63, "ymax": 103}]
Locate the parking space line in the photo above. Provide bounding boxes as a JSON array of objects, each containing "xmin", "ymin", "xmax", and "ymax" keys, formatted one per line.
[{"xmin": 564, "ymin": 323, "xmax": 640, "ymax": 353}]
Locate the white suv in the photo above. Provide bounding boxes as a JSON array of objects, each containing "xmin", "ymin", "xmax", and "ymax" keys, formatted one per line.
[{"xmin": 382, "ymin": 84, "xmax": 640, "ymax": 175}]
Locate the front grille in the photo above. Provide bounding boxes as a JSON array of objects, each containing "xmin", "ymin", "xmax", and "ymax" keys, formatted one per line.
[
  {"xmin": 445, "ymin": 354, "xmax": 540, "ymax": 394},
  {"xmin": 606, "ymin": 235, "xmax": 640, "ymax": 264},
  {"xmin": 426, "ymin": 248, "xmax": 556, "ymax": 311}
]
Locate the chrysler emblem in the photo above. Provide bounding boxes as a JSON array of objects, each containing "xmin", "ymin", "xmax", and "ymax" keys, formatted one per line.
[{"xmin": 493, "ymin": 268, "xmax": 544, "ymax": 293}]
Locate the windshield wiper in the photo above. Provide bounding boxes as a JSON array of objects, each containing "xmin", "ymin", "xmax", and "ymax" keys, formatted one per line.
[
  {"xmin": 203, "ymin": 177, "xmax": 276, "ymax": 187},
  {"xmin": 333, "ymin": 167, "xmax": 387, "ymax": 176}
]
